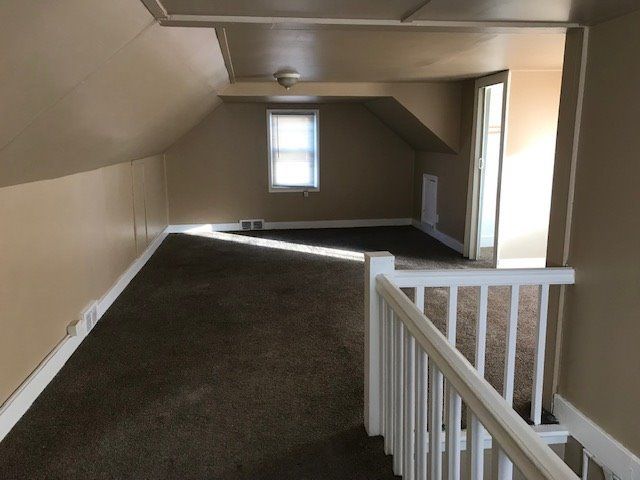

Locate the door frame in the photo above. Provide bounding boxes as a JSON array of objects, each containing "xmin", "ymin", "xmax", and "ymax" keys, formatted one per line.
[{"xmin": 463, "ymin": 70, "xmax": 510, "ymax": 265}]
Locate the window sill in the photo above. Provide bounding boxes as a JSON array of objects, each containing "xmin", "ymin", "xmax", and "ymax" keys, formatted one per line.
[{"xmin": 269, "ymin": 187, "xmax": 320, "ymax": 193}]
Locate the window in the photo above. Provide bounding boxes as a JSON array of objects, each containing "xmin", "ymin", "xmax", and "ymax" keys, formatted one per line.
[{"xmin": 267, "ymin": 109, "xmax": 319, "ymax": 192}]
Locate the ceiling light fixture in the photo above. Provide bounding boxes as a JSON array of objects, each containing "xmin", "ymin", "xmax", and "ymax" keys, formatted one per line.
[{"xmin": 274, "ymin": 70, "xmax": 300, "ymax": 90}]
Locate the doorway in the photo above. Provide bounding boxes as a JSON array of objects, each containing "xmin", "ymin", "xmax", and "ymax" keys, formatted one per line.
[{"xmin": 465, "ymin": 72, "xmax": 509, "ymax": 265}]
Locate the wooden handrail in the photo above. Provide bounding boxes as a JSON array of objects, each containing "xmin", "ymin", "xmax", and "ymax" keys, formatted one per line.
[
  {"xmin": 391, "ymin": 267, "xmax": 575, "ymax": 288},
  {"xmin": 376, "ymin": 274, "xmax": 578, "ymax": 480}
]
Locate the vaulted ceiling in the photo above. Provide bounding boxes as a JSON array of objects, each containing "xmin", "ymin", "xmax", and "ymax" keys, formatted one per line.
[
  {"xmin": 0, "ymin": 0, "xmax": 229, "ymax": 187},
  {"xmin": 5, "ymin": 0, "xmax": 639, "ymax": 186}
]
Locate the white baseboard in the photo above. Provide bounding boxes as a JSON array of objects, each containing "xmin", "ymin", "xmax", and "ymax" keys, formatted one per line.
[
  {"xmin": 0, "ymin": 335, "xmax": 82, "ymax": 442},
  {"xmin": 167, "ymin": 223, "xmax": 240, "ymax": 233},
  {"xmin": 411, "ymin": 219, "xmax": 464, "ymax": 254},
  {"xmin": 554, "ymin": 394, "xmax": 640, "ymax": 479},
  {"xmin": 169, "ymin": 218, "xmax": 412, "ymax": 234},
  {"xmin": 0, "ymin": 227, "xmax": 169, "ymax": 443},
  {"xmin": 97, "ymin": 229, "xmax": 168, "ymax": 317},
  {"xmin": 497, "ymin": 257, "xmax": 546, "ymax": 269},
  {"xmin": 266, "ymin": 218, "xmax": 412, "ymax": 230}
]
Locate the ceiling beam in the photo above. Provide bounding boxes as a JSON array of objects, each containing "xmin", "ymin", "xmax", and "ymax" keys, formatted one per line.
[
  {"xmin": 140, "ymin": 0, "xmax": 167, "ymax": 19},
  {"xmin": 215, "ymin": 27, "xmax": 236, "ymax": 84},
  {"xmin": 401, "ymin": 0, "xmax": 434, "ymax": 23},
  {"xmin": 157, "ymin": 14, "xmax": 580, "ymax": 32}
]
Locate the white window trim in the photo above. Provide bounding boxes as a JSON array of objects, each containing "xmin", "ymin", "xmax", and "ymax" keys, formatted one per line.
[{"xmin": 267, "ymin": 108, "xmax": 320, "ymax": 193}]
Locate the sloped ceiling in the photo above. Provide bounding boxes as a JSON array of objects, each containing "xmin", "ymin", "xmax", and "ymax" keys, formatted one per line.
[
  {"xmin": 218, "ymin": 82, "xmax": 462, "ymax": 153},
  {"xmin": 0, "ymin": 0, "xmax": 229, "ymax": 187},
  {"xmin": 364, "ymin": 98, "xmax": 453, "ymax": 152}
]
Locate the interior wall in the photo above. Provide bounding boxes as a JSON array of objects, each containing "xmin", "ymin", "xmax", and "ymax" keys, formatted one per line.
[
  {"xmin": 218, "ymin": 81, "xmax": 463, "ymax": 153},
  {"xmin": 557, "ymin": 9, "xmax": 640, "ymax": 456},
  {"xmin": 0, "ymin": 155, "xmax": 167, "ymax": 405},
  {"xmin": 412, "ymin": 80, "xmax": 474, "ymax": 243},
  {"xmin": 543, "ymin": 28, "xmax": 586, "ymax": 410},
  {"xmin": 0, "ymin": 0, "xmax": 229, "ymax": 188},
  {"xmin": 165, "ymin": 102, "xmax": 414, "ymax": 224},
  {"xmin": 496, "ymin": 70, "xmax": 562, "ymax": 265}
]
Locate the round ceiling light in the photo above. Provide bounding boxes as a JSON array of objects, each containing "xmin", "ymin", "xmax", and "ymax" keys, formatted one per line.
[{"xmin": 274, "ymin": 70, "xmax": 301, "ymax": 90}]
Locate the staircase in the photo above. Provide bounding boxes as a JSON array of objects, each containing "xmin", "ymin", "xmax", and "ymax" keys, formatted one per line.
[{"xmin": 364, "ymin": 252, "xmax": 577, "ymax": 479}]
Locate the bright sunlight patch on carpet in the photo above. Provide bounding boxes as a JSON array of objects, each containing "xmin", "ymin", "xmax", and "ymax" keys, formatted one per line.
[{"xmin": 184, "ymin": 227, "xmax": 364, "ymax": 262}]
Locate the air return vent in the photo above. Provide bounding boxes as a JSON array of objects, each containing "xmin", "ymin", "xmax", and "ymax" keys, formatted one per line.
[
  {"xmin": 239, "ymin": 219, "xmax": 265, "ymax": 230},
  {"xmin": 67, "ymin": 301, "xmax": 98, "ymax": 337}
]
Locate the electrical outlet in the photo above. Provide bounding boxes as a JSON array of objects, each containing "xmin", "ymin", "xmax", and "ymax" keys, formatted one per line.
[
  {"xmin": 240, "ymin": 220, "xmax": 252, "ymax": 230},
  {"xmin": 67, "ymin": 319, "xmax": 87, "ymax": 338}
]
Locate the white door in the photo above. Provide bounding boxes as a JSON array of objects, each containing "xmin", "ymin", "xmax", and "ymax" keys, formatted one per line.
[{"xmin": 465, "ymin": 71, "xmax": 509, "ymax": 265}]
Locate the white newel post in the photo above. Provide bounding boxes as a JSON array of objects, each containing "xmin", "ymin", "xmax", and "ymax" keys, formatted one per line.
[{"xmin": 364, "ymin": 251, "xmax": 395, "ymax": 436}]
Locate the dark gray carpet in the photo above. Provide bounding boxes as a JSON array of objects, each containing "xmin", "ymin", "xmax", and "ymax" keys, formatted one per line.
[
  {"xmin": 239, "ymin": 227, "xmax": 542, "ymax": 415},
  {"xmin": 0, "ymin": 226, "xmax": 541, "ymax": 479}
]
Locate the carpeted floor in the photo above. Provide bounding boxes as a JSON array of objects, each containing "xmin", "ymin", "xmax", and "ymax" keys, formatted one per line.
[{"xmin": 0, "ymin": 226, "xmax": 542, "ymax": 479}]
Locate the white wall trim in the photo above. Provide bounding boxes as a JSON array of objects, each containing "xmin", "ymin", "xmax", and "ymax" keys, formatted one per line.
[
  {"xmin": 554, "ymin": 394, "xmax": 640, "ymax": 479},
  {"xmin": 0, "ymin": 227, "xmax": 169, "ymax": 443},
  {"xmin": 168, "ymin": 218, "xmax": 412, "ymax": 234},
  {"xmin": 496, "ymin": 257, "xmax": 546, "ymax": 269},
  {"xmin": 167, "ymin": 223, "xmax": 240, "ymax": 233},
  {"xmin": 160, "ymin": 14, "xmax": 580, "ymax": 32},
  {"xmin": 267, "ymin": 218, "xmax": 411, "ymax": 230},
  {"xmin": 96, "ymin": 229, "xmax": 168, "ymax": 317},
  {"xmin": 411, "ymin": 219, "xmax": 464, "ymax": 253},
  {"xmin": 0, "ymin": 335, "xmax": 82, "ymax": 442}
]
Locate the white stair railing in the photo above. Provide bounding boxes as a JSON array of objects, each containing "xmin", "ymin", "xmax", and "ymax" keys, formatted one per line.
[{"xmin": 364, "ymin": 252, "xmax": 577, "ymax": 480}]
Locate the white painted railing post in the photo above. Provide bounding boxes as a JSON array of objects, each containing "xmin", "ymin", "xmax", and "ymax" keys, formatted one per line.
[{"xmin": 364, "ymin": 252, "xmax": 395, "ymax": 436}]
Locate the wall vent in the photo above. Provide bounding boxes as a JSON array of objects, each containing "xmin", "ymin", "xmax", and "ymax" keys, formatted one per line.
[
  {"xmin": 84, "ymin": 302, "xmax": 98, "ymax": 331},
  {"xmin": 67, "ymin": 301, "xmax": 98, "ymax": 337},
  {"xmin": 240, "ymin": 219, "xmax": 265, "ymax": 230}
]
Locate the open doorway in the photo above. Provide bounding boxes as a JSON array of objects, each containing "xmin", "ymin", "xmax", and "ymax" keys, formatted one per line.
[
  {"xmin": 465, "ymin": 70, "xmax": 563, "ymax": 268},
  {"xmin": 466, "ymin": 72, "xmax": 509, "ymax": 265}
]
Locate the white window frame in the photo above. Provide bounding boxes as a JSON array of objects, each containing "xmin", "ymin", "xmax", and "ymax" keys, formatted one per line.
[{"xmin": 267, "ymin": 108, "xmax": 320, "ymax": 193}]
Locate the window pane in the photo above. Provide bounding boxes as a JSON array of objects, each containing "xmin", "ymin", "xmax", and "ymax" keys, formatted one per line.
[{"xmin": 270, "ymin": 112, "xmax": 318, "ymax": 188}]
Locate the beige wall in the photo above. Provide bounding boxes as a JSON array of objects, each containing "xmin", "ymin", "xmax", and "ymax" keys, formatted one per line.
[
  {"xmin": 412, "ymin": 80, "xmax": 475, "ymax": 242},
  {"xmin": 132, "ymin": 156, "xmax": 169, "ymax": 254},
  {"xmin": 497, "ymin": 70, "xmax": 562, "ymax": 263},
  {"xmin": 0, "ymin": 0, "xmax": 228, "ymax": 188},
  {"xmin": 165, "ymin": 103, "xmax": 414, "ymax": 224},
  {"xmin": 543, "ymin": 29, "xmax": 586, "ymax": 409},
  {"xmin": 556, "ymin": 10, "xmax": 640, "ymax": 455},
  {"xmin": 218, "ymin": 82, "xmax": 463, "ymax": 153},
  {"xmin": 0, "ymin": 155, "xmax": 167, "ymax": 404},
  {"xmin": 412, "ymin": 71, "xmax": 562, "ymax": 255}
]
